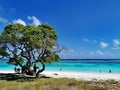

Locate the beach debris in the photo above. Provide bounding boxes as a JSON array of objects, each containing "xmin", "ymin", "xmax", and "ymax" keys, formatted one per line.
[{"xmin": 53, "ymin": 73, "xmax": 58, "ymax": 75}]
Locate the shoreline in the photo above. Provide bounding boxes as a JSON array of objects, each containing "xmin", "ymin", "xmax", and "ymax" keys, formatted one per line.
[{"xmin": 0, "ymin": 70, "xmax": 120, "ymax": 81}]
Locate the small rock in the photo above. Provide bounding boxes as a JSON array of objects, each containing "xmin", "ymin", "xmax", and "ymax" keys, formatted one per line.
[{"xmin": 53, "ymin": 73, "xmax": 58, "ymax": 75}]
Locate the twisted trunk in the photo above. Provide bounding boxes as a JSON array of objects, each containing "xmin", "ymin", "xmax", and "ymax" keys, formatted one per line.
[
  {"xmin": 36, "ymin": 60, "xmax": 45, "ymax": 77},
  {"xmin": 21, "ymin": 62, "xmax": 34, "ymax": 76}
]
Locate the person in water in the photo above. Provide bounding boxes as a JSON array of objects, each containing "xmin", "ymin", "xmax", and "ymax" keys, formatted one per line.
[
  {"xmin": 60, "ymin": 68, "xmax": 62, "ymax": 71},
  {"xmin": 33, "ymin": 64, "xmax": 37, "ymax": 73},
  {"xmin": 109, "ymin": 70, "xmax": 111, "ymax": 73}
]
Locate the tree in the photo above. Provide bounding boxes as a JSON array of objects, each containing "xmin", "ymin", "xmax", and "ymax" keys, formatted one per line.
[{"xmin": 0, "ymin": 23, "xmax": 62, "ymax": 77}]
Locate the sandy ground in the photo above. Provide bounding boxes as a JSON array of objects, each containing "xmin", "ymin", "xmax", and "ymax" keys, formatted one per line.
[
  {"xmin": 1, "ymin": 70, "xmax": 120, "ymax": 81},
  {"xmin": 41, "ymin": 71, "xmax": 120, "ymax": 81}
]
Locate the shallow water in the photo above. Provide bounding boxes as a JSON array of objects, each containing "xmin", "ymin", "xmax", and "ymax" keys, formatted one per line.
[
  {"xmin": 0, "ymin": 59, "xmax": 120, "ymax": 73},
  {"xmin": 45, "ymin": 60, "xmax": 120, "ymax": 73}
]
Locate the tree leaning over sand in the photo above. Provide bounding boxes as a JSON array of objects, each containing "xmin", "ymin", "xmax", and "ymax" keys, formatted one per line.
[{"xmin": 0, "ymin": 23, "xmax": 65, "ymax": 77}]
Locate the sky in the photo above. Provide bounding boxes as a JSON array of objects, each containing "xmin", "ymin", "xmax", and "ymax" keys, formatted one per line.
[{"xmin": 0, "ymin": 0, "xmax": 120, "ymax": 59}]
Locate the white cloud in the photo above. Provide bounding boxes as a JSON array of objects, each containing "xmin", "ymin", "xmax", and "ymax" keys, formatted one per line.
[
  {"xmin": 112, "ymin": 47, "xmax": 120, "ymax": 50},
  {"xmin": 13, "ymin": 19, "xmax": 26, "ymax": 26},
  {"xmin": 113, "ymin": 39, "xmax": 120, "ymax": 47},
  {"xmin": 99, "ymin": 41, "xmax": 108, "ymax": 48},
  {"xmin": 97, "ymin": 50, "xmax": 103, "ymax": 55},
  {"xmin": 83, "ymin": 38, "xmax": 98, "ymax": 44},
  {"xmin": 83, "ymin": 38, "xmax": 90, "ymax": 42},
  {"xmin": 0, "ymin": 17, "xmax": 8, "ymax": 24},
  {"xmin": 28, "ymin": 16, "xmax": 41, "ymax": 26},
  {"xmin": 68, "ymin": 49, "xmax": 75, "ymax": 53}
]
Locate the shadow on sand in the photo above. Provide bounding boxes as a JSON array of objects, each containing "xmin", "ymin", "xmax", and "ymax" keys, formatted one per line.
[{"xmin": 0, "ymin": 73, "xmax": 50, "ymax": 82}]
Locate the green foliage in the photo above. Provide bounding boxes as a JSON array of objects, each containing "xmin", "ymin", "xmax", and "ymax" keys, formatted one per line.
[
  {"xmin": 7, "ymin": 56, "xmax": 24, "ymax": 66},
  {"xmin": 0, "ymin": 23, "xmax": 60, "ymax": 73},
  {"xmin": 0, "ymin": 24, "xmax": 24, "ymax": 44},
  {"xmin": 0, "ymin": 46, "xmax": 9, "ymax": 57}
]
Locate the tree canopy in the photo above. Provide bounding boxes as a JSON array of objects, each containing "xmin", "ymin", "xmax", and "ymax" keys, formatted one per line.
[{"xmin": 0, "ymin": 23, "xmax": 61, "ymax": 77}]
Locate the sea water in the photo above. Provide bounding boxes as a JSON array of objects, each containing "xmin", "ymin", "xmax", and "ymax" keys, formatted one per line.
[
  {"xmin": 0, "ymin": 59, "xmax": 120, "ymax": 73},
  {"xmin": 45, "ymin": 59, "xmax": 120, "ymax": 73}
]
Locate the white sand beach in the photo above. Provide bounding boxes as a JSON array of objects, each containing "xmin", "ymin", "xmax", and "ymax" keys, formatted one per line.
[
  {"xmin": 0, "ymin": 70, "xmax": 15, "ymax": 73},
  {"xmin": 1, "ymin": 70, "xmax": 120, "ymax": 81},
  {"xmin": 41, "ymin": 71, "xmax": 120, "ymax": 81}
]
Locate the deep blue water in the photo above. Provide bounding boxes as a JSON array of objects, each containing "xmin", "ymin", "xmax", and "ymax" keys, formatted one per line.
[{"xmin": 0, "ymin": 59, "xmax": 120, "ymax": 73}]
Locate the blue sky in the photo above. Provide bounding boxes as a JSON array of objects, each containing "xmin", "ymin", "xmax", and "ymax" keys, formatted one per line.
[{"xmin": 0, "ymin": 0, "xmax": 120, "ymax": 59}]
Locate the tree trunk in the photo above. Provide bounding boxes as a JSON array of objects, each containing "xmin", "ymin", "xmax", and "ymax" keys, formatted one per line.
[
  {"xmin": 36, "ymin": 60, "xmax": 45, "ymax": 77},
  {"xmin": 21, "ymin": 66, "xmax": 26, "ymax": 74},
  {"xmin": 21, "ymin": 66, "xmax": 35, "ymax": 76}
]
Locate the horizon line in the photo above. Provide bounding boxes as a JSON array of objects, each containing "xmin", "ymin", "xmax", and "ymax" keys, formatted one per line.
[{"xmin": 61, "ymin": 59, "xmax": 120, "ymax": 60}]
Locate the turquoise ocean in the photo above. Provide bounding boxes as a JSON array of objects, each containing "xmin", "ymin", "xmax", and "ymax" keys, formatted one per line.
[{"xmin": 0, "ymin": 59, "xmax": 120, "ymax": 73}]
